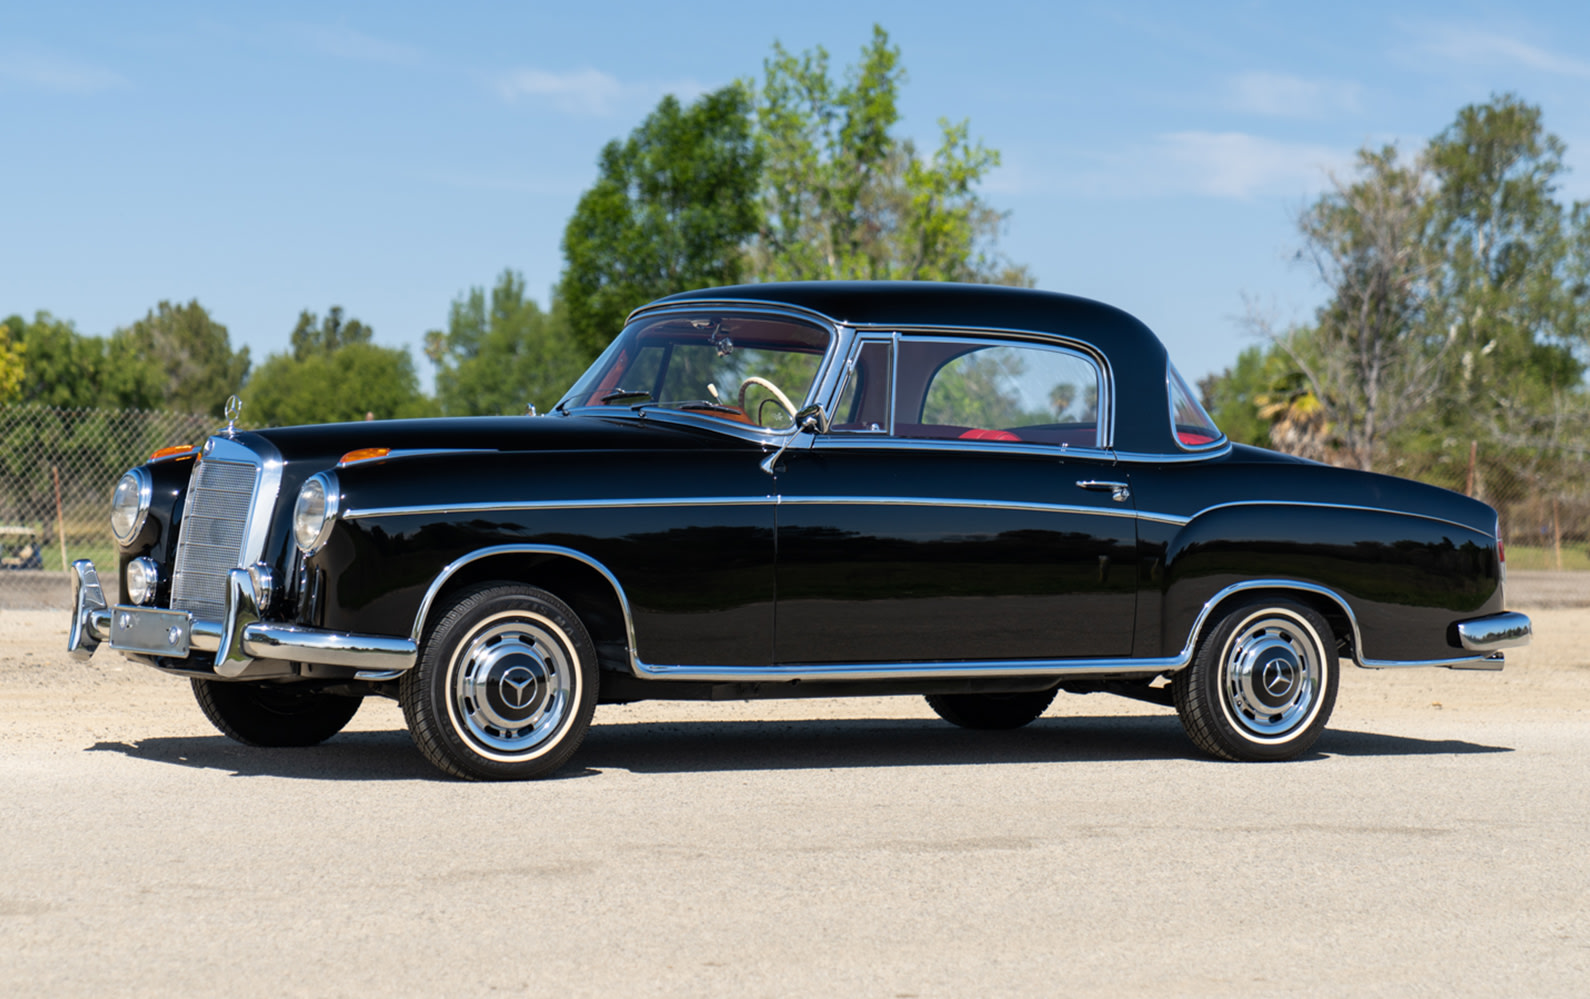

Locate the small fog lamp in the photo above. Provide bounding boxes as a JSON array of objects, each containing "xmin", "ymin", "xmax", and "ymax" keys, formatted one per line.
[{"xmin": 125, "ymin": 557, "xmax": 159, "ymax": 605}]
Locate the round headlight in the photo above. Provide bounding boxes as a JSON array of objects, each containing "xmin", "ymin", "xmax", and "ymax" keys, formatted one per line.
[
  {"xmin": 110, "ymin": 469, "xmax": 152, "ymax": 545},
  {"xmin": 126, "ymin": 557, "xmax": 159, "ymax": 605},
  {"xmin": 292, "ymin": 472, "xmax": 340, "ymax": 554}
]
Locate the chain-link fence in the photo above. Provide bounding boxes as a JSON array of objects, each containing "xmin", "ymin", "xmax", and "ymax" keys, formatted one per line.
[
  {"xmin": 0, "ymin": 406, "xmax": 214, "ymax": 602},
  {"xmin": 1387, "ymin": 442, "xmax": 1590, "ymax": 572}
]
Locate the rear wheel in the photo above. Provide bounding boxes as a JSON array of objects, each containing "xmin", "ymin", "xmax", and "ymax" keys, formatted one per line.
[
  {"xmin": 925, "ymin": 688, "xmax": 1058, "ymax": 730},
  {"xmin": 1173, "ymin": 598, "xmax": 1338, "ymax": 761},
  {"xmin": 401, "ymin": 583, "xmax": 598, "ymax": 781},
  {"xmin": 192, "ymin": 678, "xmax": 361, "ymax": 747}
]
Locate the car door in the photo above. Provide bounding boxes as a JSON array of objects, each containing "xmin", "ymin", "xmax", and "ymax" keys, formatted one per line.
[{"xmin": 773, "ymin": 334, "xmax": 1138, "ymax": 665}]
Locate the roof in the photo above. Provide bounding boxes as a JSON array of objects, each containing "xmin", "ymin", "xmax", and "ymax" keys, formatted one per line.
[{"xmin": 650, "ymin": 281, "xmax": 1165, "ymax": 357}]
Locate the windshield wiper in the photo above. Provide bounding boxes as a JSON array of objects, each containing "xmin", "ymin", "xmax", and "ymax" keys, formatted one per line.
[
  {"xmin": 600, "ymin": 389, "xmax": 654, "ymax": 406},
  {"xmin": 663, "ymin": 399, "xmax": 740, "ymax": 414}
]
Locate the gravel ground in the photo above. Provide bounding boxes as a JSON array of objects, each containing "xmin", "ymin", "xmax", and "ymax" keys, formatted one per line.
[{"xmin": 2, "ymin": 604, "xmax": 1587, "ymax": 997}]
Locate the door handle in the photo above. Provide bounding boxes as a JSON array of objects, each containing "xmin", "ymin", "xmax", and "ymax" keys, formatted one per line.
[{"xmin": 1077, "ymin": 480, "xmax": 1131, "ymax": 502}]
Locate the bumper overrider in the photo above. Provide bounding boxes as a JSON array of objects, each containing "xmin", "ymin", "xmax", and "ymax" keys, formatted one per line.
[
  {"xmin": 67, "ymin": 559, "xmax": 418, "ymax": 681},
  {"xmin": 1453, "ymin": 612, "xmax": 1533, "ymax": 657}
]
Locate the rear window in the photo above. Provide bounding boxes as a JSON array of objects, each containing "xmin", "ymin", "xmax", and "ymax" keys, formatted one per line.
[{"xmin": 1169, "ymin": 363, "xmax": 1222, "ymax": 449}]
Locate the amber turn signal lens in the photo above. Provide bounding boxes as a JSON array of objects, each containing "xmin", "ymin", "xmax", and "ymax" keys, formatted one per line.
[
  {"xmin": 339, "ymin": 447, "xmax": 391, "ymax": 465},
  {"xmin": 149, "ymin": 444, "xmax": 195, "ymax": 461}
]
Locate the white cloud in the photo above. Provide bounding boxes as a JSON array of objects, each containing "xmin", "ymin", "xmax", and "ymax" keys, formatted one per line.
[
  {"xmin": 0, "ymin": 49, "xmax": 126, "ymax": 94},
  {"xmin": 496, "ymin": 67, "xmax": 708, "ymax": 116},
  {"xmin": 1158, "ymin": 131, "xmax": 1351, "ymax": 199},
  {"xmin": 1226, "ymin": 71, "xmax": 1362, "ymax": 117},
  {"xmin": 1417, "ymin": 24, "xmax": 1590, "ymax": 78},
  {"xmin": 293, "ymin": 24, "xmax": 422, "ymax": 65}
]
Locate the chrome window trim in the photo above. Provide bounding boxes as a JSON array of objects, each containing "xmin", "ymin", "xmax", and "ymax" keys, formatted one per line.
[
  {"xmin": 576, "ymin": 303, "xmax": 1278, "ymax": 462},
  {"xmin": 847, "ymin": 323, "xmax": 1116, "ymax": 450},
  {"xmin": 887, "ymin": 330, "xmax": 900, "ymax": 436},
  {"xmin": 1112, "ymin": 444, "xmax": 1234, "ymax": 464},
  {"xmin": 895, "ymin": 331, "xmax": 1106, "ymax": 450},
  {"xmin": 825, "ymin": 332, "xmax": 896, "ymax": 436}
]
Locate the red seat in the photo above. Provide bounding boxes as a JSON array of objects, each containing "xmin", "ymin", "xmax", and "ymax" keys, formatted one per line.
[{"xmin": 959, "ymin": 428, "xmax": 1021, "ymax": 442}]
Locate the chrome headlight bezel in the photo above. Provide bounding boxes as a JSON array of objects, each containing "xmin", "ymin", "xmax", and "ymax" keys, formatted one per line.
[
  {"xmin": 292, "ymin": 471, "xmax": 340, "ymax": 555},
  {"xmin": 125, "ymin": 556, "xmax": 159, "ymax": 605},
  {"xmin": 110, "ymin": 468, "xmax": 152, "ymax": 545}
]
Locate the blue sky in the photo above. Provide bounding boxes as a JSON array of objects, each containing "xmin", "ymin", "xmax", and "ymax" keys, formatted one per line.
[{"xmin": 4, "ymin": 1, "xmax": 1588, "ymax": 392}]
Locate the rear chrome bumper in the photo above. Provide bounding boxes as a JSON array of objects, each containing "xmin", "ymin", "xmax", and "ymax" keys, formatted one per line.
[
  {"xmin": 67, "ymin": 559, "xmax": 417, "ymax": 681},
  {"xmin": 1455, "ymin": 611, "xmax": 1533, "ymax": 655}
]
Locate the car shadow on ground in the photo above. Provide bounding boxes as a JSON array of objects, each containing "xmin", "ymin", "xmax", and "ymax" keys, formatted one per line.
[{"xmin": 83, "ymin": 714, "xmax": 1511, "ymax": 781}]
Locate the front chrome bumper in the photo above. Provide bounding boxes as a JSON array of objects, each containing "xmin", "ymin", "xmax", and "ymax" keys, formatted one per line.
[{"xmin": 68, "ymin": 559, "xmax": 418, "ymax": 681}]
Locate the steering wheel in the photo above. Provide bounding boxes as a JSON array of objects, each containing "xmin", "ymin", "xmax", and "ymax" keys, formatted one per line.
[{"xmin": 737, "ymin": 376, "xmax": 797, "ymax": 427}]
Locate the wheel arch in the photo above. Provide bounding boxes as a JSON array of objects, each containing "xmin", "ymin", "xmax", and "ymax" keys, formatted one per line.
[
  {"xmin": 408, "ymin": 545, "xmax": 638, "ymax": 675},
  {"xmin": 1176, "ymin": 580, "xmax": 1361, "ymax": 668}
]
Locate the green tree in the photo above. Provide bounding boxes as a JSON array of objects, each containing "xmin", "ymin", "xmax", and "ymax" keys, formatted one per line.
[
  {"xmin": 110, "ymin": 299, "xmax": 249, "ymax": 416},
  {"xmin": 243, "ymin": 308, "xmax": 435, "ymax": 426},
  {"xmin": 560, "ymin": 84, "xmax": 762, "ymax": 357},
  {"xmin": 1283, "ymin": 145, "xmax": 1447, "ymax": 471},
  {"xmin": 751, "ymin": 25, "xmax": 1029, "ymax": 286},
  {"xmin": 1423, "ymin": 95, "xmax": 1588, "ymax": 443},
  {"xmin": 0, "ymin": 321, "xmax": 24, "ymax": 403},
  {"xmin": 3, "ymin": 311, "xmax": 161, "ymax": 409},
  {"xmin": 1198, "ymin": 343, "xmax": 1294, "ymax": 448},
  {"xmin": 426, "ymin": 270, "xmax": 586, "ymax": 416},
  {"xmin": 290, "ymin": 306, "xmax": 374, "ymax": 360},
  {"xmin": 1209, "ymin": 94, "xmax": 1590, "ymax": 474}
]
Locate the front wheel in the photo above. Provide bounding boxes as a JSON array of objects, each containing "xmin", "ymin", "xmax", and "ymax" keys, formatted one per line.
[
  {"xmin": 192, "ymin": 678, "xmax": 361, "ymax": 747},
  {"xmin": 401, "ymin": 583, "xmax": 598, "ymax": 781},
  {"xmin": 1173, "ymin": 598, "xmax": 1338, "ymax": 761}
]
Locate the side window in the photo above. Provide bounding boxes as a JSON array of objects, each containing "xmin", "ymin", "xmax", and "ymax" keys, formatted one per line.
[
  {"xmin": 831, "ymin": 341, "xmax": 893, "ymax": 433},
  {"xmin": 1168, "ymin": 362, "xmax": 1222, "ymax": 448},
  {"xmin": 896, "ymin": 340, "xmax": 1100, "ymax": 447}
]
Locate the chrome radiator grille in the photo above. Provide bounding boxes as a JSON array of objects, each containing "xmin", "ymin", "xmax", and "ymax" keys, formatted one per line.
[{"xmin": 170, "ymin": 458, "xmax": 258, "ymax": 621}]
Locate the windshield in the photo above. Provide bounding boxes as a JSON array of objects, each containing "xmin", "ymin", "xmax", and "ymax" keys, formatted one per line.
[{"xmin": 558, "ymin": 312, "xmax": 832, "ymax": 430}]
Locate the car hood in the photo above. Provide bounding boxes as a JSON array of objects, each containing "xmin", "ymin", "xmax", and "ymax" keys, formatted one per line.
[{"xmin": 241, "ymin": 412, "xmax": 754, "ymax": 466}]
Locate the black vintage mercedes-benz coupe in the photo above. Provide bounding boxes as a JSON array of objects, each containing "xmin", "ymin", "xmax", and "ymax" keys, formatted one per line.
[{"xmin": 70, "ymin": 282, "xmax": 1531, "ymax": 778}]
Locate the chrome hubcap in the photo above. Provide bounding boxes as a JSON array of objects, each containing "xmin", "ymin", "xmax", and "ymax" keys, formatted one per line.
[
  {"xmin": 1221, "ymin": 612, "xmax": 1324, "ymax": 739},
  {"xmin": 450, "ymin": 611, "xmax": 577, "ymax": 760}
]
